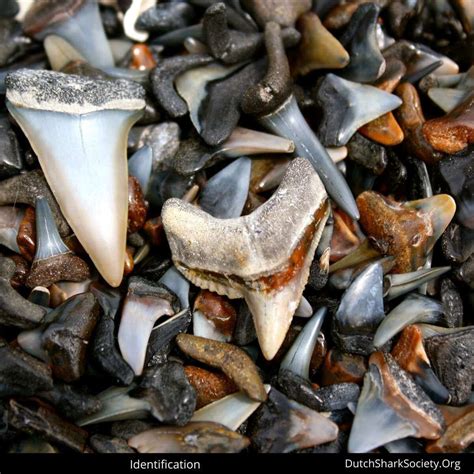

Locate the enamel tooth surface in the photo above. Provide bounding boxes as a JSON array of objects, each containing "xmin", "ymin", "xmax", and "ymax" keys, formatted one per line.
[
  {"xmin": 162, "ymin": 158, "xmax": 328, "ymax": 360},
  {"xmin": 5, "ymin": 69, "xmax": 146, "ymax": 287}
]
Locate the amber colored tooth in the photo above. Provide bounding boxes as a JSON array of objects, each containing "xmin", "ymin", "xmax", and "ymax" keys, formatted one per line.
[{"xmin": 358, "ymin": 112, "xmax": 404, "ymax": 146}]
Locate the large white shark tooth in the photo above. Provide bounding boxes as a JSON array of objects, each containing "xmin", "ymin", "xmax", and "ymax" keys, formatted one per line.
[
  {"xmin": 191, "ymin": 385, "xmax": 271, "ymax": 430},
  {"xmin": 5, "ymin": 69, "xmax": 146, "ymax": 287},
  {"xmin": 162, "ymin": 157, "xmax": 329, "ymax": 360},
  {"xmin": 118, "ymin": 276, "xmax": 180, "ymax": 376},
  {"xmin": 22, "ymin": 0, "xmax": 114, "ymax": 68},
  {"xmin": 280, "ymin": 307, "xmax": 326, "ymax": 380},
  {"xmin": 373, "ymin": 294, "xmax": 444, "ymax": 349},
  {"xmin": 348, "ymin": 352, "xmax": 445, "ymax": 453},
  {"xmin": 0, "ymin": 205, "xmax": 23, "ymax": 253}
]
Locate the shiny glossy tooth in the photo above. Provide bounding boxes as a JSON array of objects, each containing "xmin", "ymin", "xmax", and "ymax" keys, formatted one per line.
[
  {"xmin": 6, "ymin": 70, "xmax": 145, "ymax": 287},
  {"xmin": 348, "ymin": 352, "xmax": 444, "ymax": 453},
  {"xmin": 192, "ymin": 385, "xmax": 271, "ymax": 431},
  {"xmin": 128, "ymin": 146, "xmax": 153, "ymax": 196},
  {"xmin": 78, "ymin": 386, "xmax": 151, "ymax": 426},
  {"xmin": 43, "ymin": 35, "xmax": 85, "ymax": 71},
  {"xmin": 159, "ymin": 265, "xmax": 190, "ymax": 309},
  {"xmin": 327, "ymin": 147, "xmax": 348, "ymax": 163},
  {"xmin": 199, "ymin": 157, "xmax": 251, "ymax": 219},
  {"xmin": 428, "ymin": 87, "xmax": 469, "ymax": 113},
  {"xmin": 123, "ymin": 0, "xmax": 156, "ymax": 42},
  {"xmin": 193, "ymin": 309, "xmax": 227, "ymax": 342},
  {"xmin": 118, "ymin": 277, "xmax": 179, "ymax": 376},
  {"xmin": 163, "ymin": 158, "xmax": 329, "ymax": 360},
  {"xmin": 294, "ymin": 296, "xmax": 312, "ymax": 318},
  {"xmin": 23, "ymin": 0, "xmax": 114, "ymax": 68},
  {"xmin": 329, "ymin": 239, "xmax": 381, "ymax": 273},
  {"xmin": 315, "ymin": 74, "xmax": 402, "ymax": 147},
  {"xmin": 28, "ymin": 286, "xmax": 50, "ymax": 307},
  {"xmin": 384, "ymin": 266, "xmax": 451, "ymax": 300},
  {"xmin": 0, "ymin": 205, "xmax": 23, "ymax": 253},
  {"xmin": 373, "ymin": 294, "xmax": 444, "ymax": 349},
  {"xmin": 280, "ymin": 307, "xmax": 326, "ymax": 380}
]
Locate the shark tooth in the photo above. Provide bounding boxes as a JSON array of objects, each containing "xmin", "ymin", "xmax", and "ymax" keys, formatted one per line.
[
  {"xmin": 280, "ymin": 307, "xmax": 326, "ymax": 380},
  {"xmin": 333, "ymin": 261, "xmax": 385, "ymax": 356},
  {"xmin": 339, "ymin": 3, "xmax": 385, "ymax": 83},
  {"xmin": 348, "ymin": 352, "xmax": 445, "ymax": 453},
  {"xmin": 191, "ymin": 385, "xmax": 271, "ymax": 430},
  {"xmin": 26, "ymin": 197, "xmax": 90, "ymax": 288},
  {"xmin": 199, "ymin": 157, "xmax": 251, "ymax": 219},
  {"xmin": 128, "ymin": 146, "xmax": 152, "ymax": 196},
  {"xmin": 23, "ymin": 0, "xmax": 114, "ymax": 68},
  {"xmin": 241, "ymin": 0, "xmax": 311, "ymax": 28},
  {"xmin": 294, "ymin": 295, "xmax": 312, "ymax": 318},
  {"xmin": 193, "ymin": 310, "xmax": 228, "ymax": 342},
  {"xmin": 427, "ymin": 87, "xmax": 469, "ymax": 113},
  {"xmin": 6, "ymin": 69, "xmax": 146, "ymax": 287},
  {"xmin": 357, "ymin": 191, "xmax": 456, "ymax": 273},
  {"xmin": 392, "ymin": 325, "xmax": 450, "ymax": 404},
  {"xmin": 0, "ymin": 205, "xmax": 23, "ymax": 253},
  {"xmin": 43, "ymin": 34, "xmax": 85, "ymax": 71},
  {"xmin": 118, "ymin": 277, "xmax": 180, "ymax": 376},
  {"xmin": 315, "ymin": 74, "xmax": 402, "ymax": 147},
  {"xmin": 373, "ymin": 294, "xmax": 443, "ymax": 349},
  {"xmin": 162, "ymin": 158, "xmax": 329, "ymax": 360},
  {"xmin": 159, "ymin": 266, "xmax": 190, "ymax": 309}
]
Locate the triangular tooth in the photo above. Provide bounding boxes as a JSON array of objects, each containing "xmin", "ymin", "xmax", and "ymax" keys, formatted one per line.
[
  {"xmin": 43, "ymin": 35, "xmax": 85, "ymax": 71},
  {"xmin": 191, "ymin": 385, "xmax": 271, "ymax": 430},
  {"xmin": 193, "ymin": 309, "xmax": 228, "ymax": 342},
  {"xmin": 6, "ymin": 70, "xmax": 145, "ymax": 287},
  {"xmin": 159, "ymin": 266, "xmax": 190, "ymax": 309},
  {"xmin": 128, "ymin": 146, "xmax": 153, "ymax": 196},
  {"xmin": 428, "ymin": 87, "xmax": 468, "ymax": 113},
  {"xmin": 373, "ymin": 293, "xmax": 444, "ymax": 349}
]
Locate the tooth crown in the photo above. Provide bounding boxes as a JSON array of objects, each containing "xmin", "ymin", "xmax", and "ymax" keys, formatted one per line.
[
  {"xmin": 162, "ymin": 157, "xmax": 327, "ymax": 282},
  {"xmin": 6, "ymin": 69, "xmax": 146, "ymax": 114}
]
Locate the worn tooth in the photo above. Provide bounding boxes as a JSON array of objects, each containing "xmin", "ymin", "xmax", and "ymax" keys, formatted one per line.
[
  {"xmin": 339, "ymin": 3, "xmax": 385, "ymax": 83},
  {"xmin": 163, "ymin": 158, "xmax": 329, "ymax": 359},
  {"xmin": 250, "ymin": 387, "xmax": 338, "ymax": 453},
  {"xmin": 199, "ymin": 157, "xmax": 251, "ymax": 219},
  {"xmin": 118, "ymin": 277, "xmax": 180, "ymax": 376},
  {"xmin": 428, "ymin": 88, "xmax": 469, "ymax": 113},
  {"xmin": 23, "ymin": 0, "xmax": 114, "ymax": 68},
  {"xmin": 348, "ymin": 352, "xmax": 445, "ymax": 453},
  {"xmin": 315, "ymin": 74, "xmax": 402, "ymax": 147},
  {"xmin": 150, "ymin": 54, "xmax": 213, "ymax": 118},
  {"xmin": 294, "ymin": 296, "xmax": 312, "ymax": 318},
  {"xmin": 159, "ymin": 266, "xmax": 190, "ymax": 309},
  {"xmin": 392, "ymin": 325, "xmax": 450, "ymax": 404},
  {"xmin": 123, "ymin": 0, "xmax": 156, "ymax": 42},
  {"xmin": 333, "ymin": 261, "xmax": 385, "ymax": 356},
  {"xmin": 128, "ymin": 146, "xmax": 152, "ymax": 196},
  {"xmin": 280, "ymin": 307, "xmax": 326, "ymax": 380},
  {"xmin": 128, "ymin": 422, "xmax": 249, "ymax": 453},
  {"xmin": 26, "ymin": 197, "xmax": 90, "ymax": 288},
  {"xmin": 78, "ymin": 386, "xmax": 151, "ymax": 426},
  {"xmin": 0, "ymin": 205, "xmax": 23, "ymax": 253},
  {"xmin": 43, "ymin": 35, "xmax": 85, "ymax": 71},
  {"xmin": 176, "ymin": 334, "xmax": 266, "ymax": 402},
  {"xmin": 384, "ymin": 267, "xmax": 451, "ymax": 300},
  {"xmin": 357, "ymin": 191, "xmax": 456, "ymax": 273},
  {"xmin": 192, "ymin": 385, "xmax": 271, "ymax": 430},
  {"xmin": 292, "ymin": 12, "xmax": 349, "ymax": 76},
  {"xmin": 373, "ymin": 294, "xmax": 443, "ymax": 349},
  {"xmin": 6, "ymin": 70, "xmax": 145, "ymax": 287}
]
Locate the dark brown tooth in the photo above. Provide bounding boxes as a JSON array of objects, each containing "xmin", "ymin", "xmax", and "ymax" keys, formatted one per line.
[
  {"xmin": 184, "ymin": 365, "xmax": 238, "ymax": 409},
  {"xmin": 321, "ymin": 348, "xmax": 368, "ymax": 386},
  {"xmin": 176, "ymin": 334, "xmax": 267, "ymax": 402},
  {"xmin": 425, "ymin": 328, "xmax": 474, "ymax": 406},
  {"xmin": 426, "ymin": 404, "xmax": 474, "ymax": 453},
  {"xmin": 241, "ymin": 0, "xmax": 311, "ymax": 28},
  {"xmin": 42, "ymin": 292, "xmax": 100, "ymax": 382},
  {"xmin": 194, "ymin": 290, "xmax": 237, "ymax": 341},
  {"xmin": 90, "ymin": 434, "xmax": 135, "ymax": 454},
  {"xmin": 127, "ymin": 176, "xmax": 148, "ymax": 234},
  {"xmin": 423, "ymin": 91, "xmax": 474, "ymax": 154},
  {"xmin": 8, "ymin": 398, "xmax": 89, "ymax": 453}
]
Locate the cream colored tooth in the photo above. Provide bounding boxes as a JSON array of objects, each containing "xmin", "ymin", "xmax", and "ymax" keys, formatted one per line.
[
  {"xmin": 428, "ymin": 87, "xmax": 468, "ymax": 113},
  {"xmin": 5, "ymin": 69, "xmax": 145, "ymax": 287},
  {"xmin": 43, "ymin": 35, "xmax": 85, "ymax": 71},
  {"xmin": 162, "ymin": 158, "xmax": 329, "ymax": 360}
]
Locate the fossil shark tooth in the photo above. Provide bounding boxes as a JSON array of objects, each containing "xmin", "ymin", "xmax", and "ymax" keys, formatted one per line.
[
  {"xmin": 159, "ymin": 266, "xmax": 190, "ymax": 309},
  {"xmin": 6, "ymin": 69, "xmax": 146, "ymax": 287},
  {"xmin": 348, "ymin": 352, "xmax": 445, "ymax": 453},
  {"xmin": 199, "ymin": 157, "xmax": 251, "ymax": 219},
  {"xmin": 118, "ymin": 277, "xmax": 180, "ymax": 376},
  {"xmin": 23, "ymin": 0, "xmax": 114, "ymax": 69},
  {"xmin": 162, "ymin": 158, "xmax": 329, "ymax": 360},
  {"xmin": 427, "ymin": 88, "xmax": 469, "ymax": 113},
  {"xmin": 373, "ymin": 294, "xmax": 444, "ymax": 349},
  {"xmin": 339, "ymin": 3, "xmax": 385, "ymax": 83},
  {"xmin": 315, "ymin": 74, "xmax": 402, "ymax": 147},
  {"xmin": 26, "ymin": 197, "xmax": 90, "ymax": 289},
  {"xmin": 191, "ymin": 385, "xmax": 271, "ymax": 430},
  {"xmin": 329, "ymin": 239, "xmax": 381, "ymax": 274},
  {"xmin": 43, "ymin": 34, "xmax": 85, "ymax": 71},
  {"xmin": 128, "ymin": 146, "xmax": 152, "ymax": 196},
  {"xmin": 193, "ymin": 310, "xmax": 228, "ymax": 342},
  {"xmin": 0, "ymin": 205, "xmax": 23, "ymax": 253},
  {"xmin": 280, "ymin": 307, "xmax": 326, "ymax": 380},
  {"xmin": 294, "ymin": 296, "xmax": 312, "ymax": 318},
  {"xmin": 384, "ymin": 266, "xmax": 451, "ymax": 300}
]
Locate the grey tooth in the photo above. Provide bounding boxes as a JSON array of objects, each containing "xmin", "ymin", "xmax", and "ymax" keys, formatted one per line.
[
  {"xmin": 0, "ymin": 205, "xmax": 23, "ymax": 253},
  {"xmin": 384, "ymin": 438, "xmax": 424, "ymax": 454},
  {"xmin": 193, "ymin": 309, "xmax": 228, "ymax": 342},
  {"xmin": 373, "ymin": 294, "xmax": 444, "ymax": 349},
  {"xmin": 294, "ymin": 296, "xmax": 312, "ymax": 318},
  {"xmin": 427, "ymin": 87, "xmax": 469, "ymax": 113},
  {"xmin": 199, "ymin": 157, "xmax": 251, "ymax": 219},
  {"xmin": 159, "ymin": 266, "xmax": 190, "ymax": 309},
  {"xmin": 128, "ymin": 146, "xmax": 153, "ymax": 195},
  {"xmin": 280, "ymin": 307, "xmax": 326, "ymax": 381}
]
